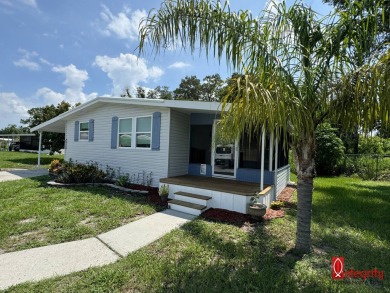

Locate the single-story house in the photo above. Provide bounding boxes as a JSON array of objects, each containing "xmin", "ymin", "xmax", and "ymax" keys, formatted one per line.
[{"xmin": 31, "ymin": 97, "xmax": 290, "ymax": 216}]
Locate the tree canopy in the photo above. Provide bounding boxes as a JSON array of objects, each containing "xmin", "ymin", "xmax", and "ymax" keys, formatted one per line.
[{"xmin": 139, "ymin": 0, "xmax": 389, "ymax": 253}]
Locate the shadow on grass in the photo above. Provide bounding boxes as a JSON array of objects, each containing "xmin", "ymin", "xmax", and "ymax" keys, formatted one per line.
[{"xmin": 7, "ymin": 156, "xmax": 63, "ymax": 166}]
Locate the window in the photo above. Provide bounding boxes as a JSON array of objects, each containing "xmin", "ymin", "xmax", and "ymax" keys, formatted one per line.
[
  {"xmin": 79, "ymin": 122, "xmax": 89, "ymax": 140},
  {"xmin": 118, "ymin": 118, "xmax": 132, "ymax": 148},
  {"xmin": 136, "ymin": 117, "xmax": 151, "ymax": 148},
  {"xmin": 117, "ymin": 116, "xmax": 152, "ymax": 149}
]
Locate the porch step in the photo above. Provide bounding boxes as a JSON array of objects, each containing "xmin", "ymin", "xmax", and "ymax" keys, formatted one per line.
[
  {"xmin": 168, "ymin": 199, "xmax": 207, "ymax": 216},
  {"xmin": 174, "ymin": 191, "xmax": 212, "ymax": 201}
]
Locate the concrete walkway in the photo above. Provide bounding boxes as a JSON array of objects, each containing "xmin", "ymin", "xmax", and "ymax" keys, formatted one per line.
[
  {"xmin": 0, "ymin": 169, "xmax": 48, "ymax": 182},
  {"xmin": 0, "ymin": 209, "xmax": 195, "ymax": 290}
]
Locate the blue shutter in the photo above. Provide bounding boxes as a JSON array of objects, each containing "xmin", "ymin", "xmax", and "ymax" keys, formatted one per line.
[
  {"xmin": 88, "ymin": 119, "xmax": 94, "ymax": 142},
  {"xmin": 74, "ymin": 121, "xmax": 79, "ymax": 142},
  {"xmin": 111, "ymin": 116, "xmax": 118, "ymax": 149},
  {"xmin": 151, "ymin": 112, "xmax": 161, "ymax": 150}
]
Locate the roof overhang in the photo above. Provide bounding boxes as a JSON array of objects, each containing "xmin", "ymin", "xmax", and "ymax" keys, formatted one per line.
[{"xmin": 30, "ymin": 97, "xmax": 228, "ymax": 133}]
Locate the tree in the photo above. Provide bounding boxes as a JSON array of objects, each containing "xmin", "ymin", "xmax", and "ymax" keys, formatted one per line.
[
  {"xmin": 120, "ymin": 87, "xmax": 133, "ymax": 98},
  {"xmin": 173, "ymin": 75, "xmax": 202, "ymax": 100},
  {"xmin": 136, "ymin": 86, "xmax": 146, "ymax": 99},
  {"xmin": 146, "ymin": 89, "xmax": 158, "ymax": 99},
  {"xmin": 201, "ymin": 74, "xmax": 223, "ymax": 101},
  {"xmin": 0, "ymin": 124, "xmax": 29, "ymax": 134},
  {"xmin": 21, "ymin": 101, "xmax": 72, "ymax": 152},
  {"xmin": 315, "ymin": 123, "xmax": 345, "ymax": 175},
  {"xmin": 154, "ymin": 85, "xmax": 173, "ymax": 100},
  {"xmin": 139, "ymin": 0, "xmax": 389, "ymax": 254}
]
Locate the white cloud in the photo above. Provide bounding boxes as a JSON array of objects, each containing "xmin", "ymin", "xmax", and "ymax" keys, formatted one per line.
[
  {"xmin": 99, "ymin": 5, "xmax": 147, "ymax": 40},
  {"xmin": 168, "ymin": 62, "xmax": 191, "ymax": 69},
  {"xmin": 20, "ymin": 0, "xmax": 37, "ymax": 8},
  {"xmin": 0, "ymin": 92, "xmax": 29, "ymax": 126},
  {"xmin": 0, "ymin": 0, "xmax": 38, "ymax": 9},
  {"xmin": 36, "ymin": 64, "xmax": 97, "ymax": 105},
  {"xmin": 13, "ymin": 58, "xmax": 40, "ymax": 71},
  {"xmin": 13, "ymin": 49, "xmax": 41, "ymax": 71},
  {"xmin": 94, "ymin": 53, "xmax": 163, "ymax": 95}
]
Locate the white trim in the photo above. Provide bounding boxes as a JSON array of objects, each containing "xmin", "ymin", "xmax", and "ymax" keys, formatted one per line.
[
  {"xmin": 135, "ymin": 115, "xmax": 152, "ymax": 149},
  {"xmin": 118, "ymin": 117, "xmax": 133, "ymax": 149},
  {"xmin": 274, "ymin": 137, "xmax": 279, "ymax": 200},
  {"xmin": 260, "ymin": 126, "xmax": 265, "ymax": 190},
  {"xmin": 269, "ymin": 132, "xmax": 274, "ymax": 171},
  {"xmin": 37, "ymin": 131, "xmax": 42, "ymax": 168}
]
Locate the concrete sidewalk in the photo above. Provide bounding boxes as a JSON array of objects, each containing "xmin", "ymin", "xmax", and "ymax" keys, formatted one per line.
[
  {"xmin": 0, "ymin": 169, "xmax": 48, "ymax": 182},
  {"xmin": 0, "ymin": 209, "xmax": 195, "ymax": 290}
]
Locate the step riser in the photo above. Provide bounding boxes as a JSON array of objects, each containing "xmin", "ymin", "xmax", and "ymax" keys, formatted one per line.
[
  {"xmin": 168, "ymin": 203, "xmax": 203, "ymax": 216},
  {"xmin": 172, "ymin": 194, "xmax": 208, "ymax": 206}
]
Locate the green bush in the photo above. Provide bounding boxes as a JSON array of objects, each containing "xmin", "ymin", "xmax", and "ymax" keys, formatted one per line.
[
  {"xmin": 315, "ymin": 123, "xmax": 345, "ymax": 176},
  {"xmin": 56, "ymin": 159, "xmax": 107, "ymax": 184}
]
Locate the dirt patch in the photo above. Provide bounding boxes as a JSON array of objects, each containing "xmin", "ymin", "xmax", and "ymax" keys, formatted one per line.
[
  {"xmin": 277, "ymin": 187, "xmax": 296, "ymax": 203},
  {"xmin": 18, "ymin": 218, "xmax": 36, "ymax": 224},
  {"xmin": 263, "ymin": 209, "xmax": 285, "ymax": 220},
  {"xmin": 79, "ymin": 216, "xmax": 97, "ymax": 229},
  {"xmin": 7, "ymin": 227, "xmax": 50, "ymax": 249}
]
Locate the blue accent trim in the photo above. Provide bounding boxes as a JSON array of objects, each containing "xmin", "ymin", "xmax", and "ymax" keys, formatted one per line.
[
  {"xmin": 88, "ymin": 119, "xmax": 94, "ymax": 142},
  {"xmin": 190, "ymin": 113, "xmax": 220, "ymax": 125},
  {"xmin": 236, "ymin": 168, "xmax": 275, "ymax": 184},
  {"xmin": 151, "ymin": 112, "xmax": 161, "ymax": 150},
  {"xmin": 188, "ymin": 164, "xmax": 212, "ymax": 176},
  {"xmin": 74, "ymin": 121, "xmax": 79, "ymax": 142},
  {"xmin": 111, "ymin": 116, "xmax": 118, "ymax": 149}
]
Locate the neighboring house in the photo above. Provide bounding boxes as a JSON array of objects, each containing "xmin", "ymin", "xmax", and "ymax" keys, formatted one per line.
[{"xmin": 31, "ymin": 97, "xmax": 290, "ymax": 215}]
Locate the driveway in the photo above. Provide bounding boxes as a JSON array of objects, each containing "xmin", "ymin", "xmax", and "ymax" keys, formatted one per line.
[{"xmin": 0, "ymin": 169, "xmax": 48, "ymax": 182}]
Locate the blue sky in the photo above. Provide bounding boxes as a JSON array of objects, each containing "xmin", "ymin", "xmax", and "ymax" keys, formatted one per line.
[{"xmin": 0, "ymin": 0, "xmax": 332, "ymax": 129}]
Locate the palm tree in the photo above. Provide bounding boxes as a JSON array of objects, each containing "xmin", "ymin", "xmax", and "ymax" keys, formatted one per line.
[{"xmin": 138, "ymin": 0, "xmax": 390, "ymax": 254}]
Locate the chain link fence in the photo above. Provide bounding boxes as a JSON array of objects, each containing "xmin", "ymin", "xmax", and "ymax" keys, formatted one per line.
[{"xmin": 344, "ymin": 154, "xmax": 390, "ymax": 181}]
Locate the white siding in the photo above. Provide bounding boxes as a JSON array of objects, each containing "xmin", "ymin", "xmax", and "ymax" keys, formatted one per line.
[
  {"xmin": 276, "ymin": 165, "xmax": 290, "ymax": 195},
  {"xmin": 168, "ymin": 110, "xmax": 190, "ymax": 177},
  {"xmin": 65, "ymin": 104, "xmax": 170, "ymax": 187}
]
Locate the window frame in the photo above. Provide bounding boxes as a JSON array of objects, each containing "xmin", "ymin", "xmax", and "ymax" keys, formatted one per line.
[
  {"xmin": 79, "ymin": 121, "xmax": 89, "ymax": 141},
  {"xmin": 118, "ymin": 117, "xmax": 133, "ymax": 149},
  {"xmin": 117, "ymin": 115, "xmax": 152, "ymax": 150},
  {"xmin": 135, "ymin": 115, "xmax": 152, "ymax": 149}
]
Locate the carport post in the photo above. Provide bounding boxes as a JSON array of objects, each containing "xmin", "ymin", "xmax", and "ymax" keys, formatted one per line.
[{"xmin": 37, "ymin": 131, "xmax": 42, "ymax": 169}]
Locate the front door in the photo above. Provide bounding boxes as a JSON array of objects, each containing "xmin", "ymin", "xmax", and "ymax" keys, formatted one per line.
[{"xmin": 212, "ymin": 120, "xmax": 238, "ymax": 178}]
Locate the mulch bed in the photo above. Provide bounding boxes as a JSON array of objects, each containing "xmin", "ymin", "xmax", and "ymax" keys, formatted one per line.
[
  {"xmin": 201, "ymin": 186, "xmax": 296, "ymax": 225},
  {"xmin": 125, "ymin": 184, "xmax": 168, "ymax": 207}
]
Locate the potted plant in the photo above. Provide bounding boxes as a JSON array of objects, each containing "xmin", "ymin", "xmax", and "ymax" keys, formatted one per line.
[
  {"xmin": 248, "ymin": 193, "xmax": 267, "ymax": 219},
  {"xmin": 159, "ymin": 184, "xmax": 169, "ymax": 202}
]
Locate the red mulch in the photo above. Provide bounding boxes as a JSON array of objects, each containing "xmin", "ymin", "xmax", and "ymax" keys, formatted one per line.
[{"xmin": 201, "ymin": 186, "xmax": 297, "ymax": 225}]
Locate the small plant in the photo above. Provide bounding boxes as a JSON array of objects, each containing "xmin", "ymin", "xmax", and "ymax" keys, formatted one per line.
[
  {"xmin": 117, "ymin": 174, "xmax": 129, "ymax": 187},
  {"xmin": 248, "ymin": 192, "xmax": 267, "ymax": 219},
  {"xmin": 159, "ymin": 184, "xmax": 169, "ymax": 196},
  {"xmin": 270, "ymin": 200, "xmax": 285, "ymax": 210},
  {"xmin": 56, "ymin": 160, "xmax": 107, "ymax": 184},
  {"xmin": 48, "ymin": 159, "xmax": 62, "ymax": 176}
]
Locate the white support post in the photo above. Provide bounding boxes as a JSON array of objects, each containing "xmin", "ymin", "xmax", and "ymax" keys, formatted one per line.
[
  {"xmin": 274, "ymin": 137, "xmax": 279, "ymax": 200},
  {"xmin": 260, "ymin": 126, "xmax": 266, "ymax": 191},
  {"xmin": 269, "ymin": 132, "xmax": 274, "ymax": 171},
  {"xmin": 37, "ymin": 131, "xmax": 42, "ymax": 169}
]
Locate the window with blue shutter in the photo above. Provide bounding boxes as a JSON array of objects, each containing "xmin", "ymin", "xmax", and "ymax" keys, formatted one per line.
[{"xmin": 88, "ymin": 119, "xmax": 94, "ymax": 142}]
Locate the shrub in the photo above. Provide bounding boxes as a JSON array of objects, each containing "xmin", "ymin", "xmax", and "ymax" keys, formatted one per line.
[
  {"xmin": 315, "ymin": 123, "xmax": 345, "ymax": 176},
  {"xmin": 117, "ymin": 174, "xmax": 129, "ymax": 187},
  {"xmin": 56, "ymin": 159, "xmax": 107, "ymax": 184},
  {"xmin": 270, "ymin": 200, "xmax": 285, "ymax": 210},
  {"xmin": 48, "ymin": 159, "xmax": 62, "ymax": 175}
]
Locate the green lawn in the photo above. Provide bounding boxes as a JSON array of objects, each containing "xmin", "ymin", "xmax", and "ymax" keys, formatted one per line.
[
  {"xmin": 0, "ymin": 151, "xmax": 64, "ymax": 169},
  {"xmin": 0, "ymin": 176, "xmax": 161, "ymax": 253},
  {"xmin": 6, "ymin": 176, "xmax": 389, "ymax": 292}
]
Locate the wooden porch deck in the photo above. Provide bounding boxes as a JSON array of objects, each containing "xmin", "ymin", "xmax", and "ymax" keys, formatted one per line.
[{"xmin": 160, "ymin": 175, "xmax": 268, "ymax": 196}]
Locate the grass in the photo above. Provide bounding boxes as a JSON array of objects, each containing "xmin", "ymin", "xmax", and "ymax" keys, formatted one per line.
[
  {"xmin": 0, "ymin": 151, "xmax": 64, "ymax": 169},
  {"xmin": 0, "ymin": 176, "xmax": 161, "ymax": 253},
  {"xmin": 5, "ymin": 176, "xmax": 389, "ymax": 292}
]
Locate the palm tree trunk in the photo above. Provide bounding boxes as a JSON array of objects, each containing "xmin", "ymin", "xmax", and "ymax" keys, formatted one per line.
[{"xmin": 293, "ymin": 134, "xmax": 316, "ymax": 255}]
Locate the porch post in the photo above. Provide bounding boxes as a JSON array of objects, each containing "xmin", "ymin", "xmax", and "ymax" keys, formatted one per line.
[
  {"xmin": 274, "ymin": 137, "xmax": 279, "ymax": 200},
  {"xmin": 260, "ymin": 126, "xmax": 265, "ymax": 190},
  {"xmin": 37, "ymin": 131, "xmax": 42, "ymax": 169},
  {"xmin": 269, "ymin": 132, "xmax": 274, "ymax": 171}
]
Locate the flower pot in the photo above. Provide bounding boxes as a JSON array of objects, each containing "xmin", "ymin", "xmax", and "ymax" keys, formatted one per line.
[{"xmin": 248, "ymin": 203, "xmax": 267, "ymax": 219}]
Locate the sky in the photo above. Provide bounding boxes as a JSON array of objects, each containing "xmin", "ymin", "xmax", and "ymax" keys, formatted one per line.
[{"xmin": 0, "ymin": 0, "xmax": 332, "ymax": 129}]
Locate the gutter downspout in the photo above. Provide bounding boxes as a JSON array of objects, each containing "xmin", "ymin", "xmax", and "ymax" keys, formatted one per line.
[{"xmin": 37, "ymin": 131, "xmax": 42, "ymax": 169}]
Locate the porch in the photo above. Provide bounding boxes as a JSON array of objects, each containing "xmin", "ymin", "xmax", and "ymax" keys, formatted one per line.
[{"xmin": 160, "ymin": 175, "xmax": 274, "ymax": 216}]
